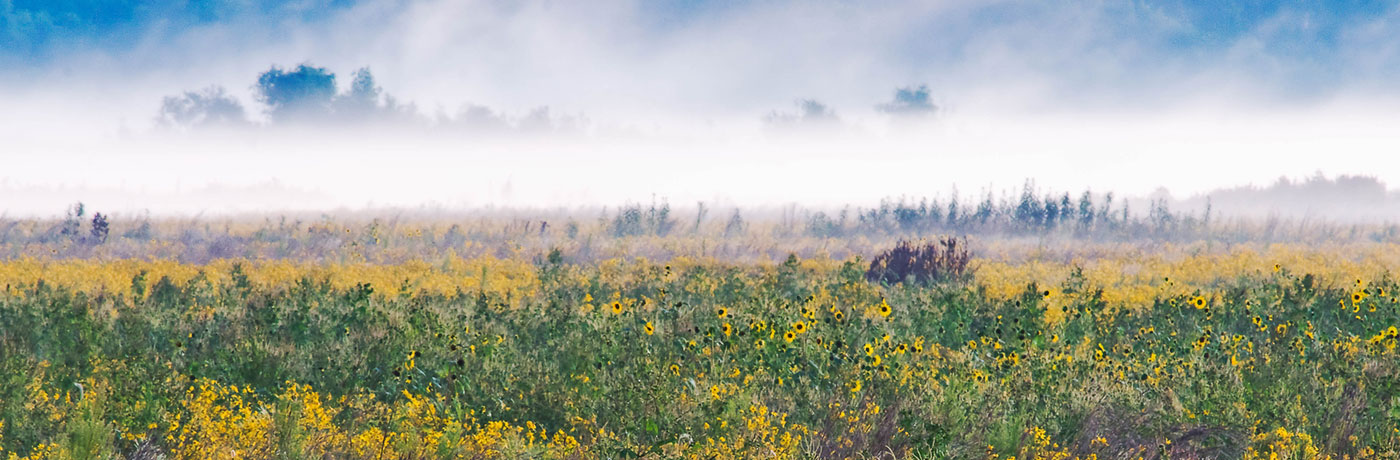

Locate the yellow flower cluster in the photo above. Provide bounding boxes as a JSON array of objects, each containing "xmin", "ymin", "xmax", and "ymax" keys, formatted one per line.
[
  {"xmin": 0, "ymin": 255, "xmax": 537, "ymax": 301},
  {"xmin": 975, "ymin": 243, "xmax": 1400, "ymax": 325},
  {"xmin": 668, "ymin": 404, "xmax": 805, "ymax": 460},
  {"xmin": 1242, "ymin": 427, "xmax": 1323, "ymax": 460},
  {"xmin": 160, "ymin": 379, "xmax": 589, "ymax": 460}
]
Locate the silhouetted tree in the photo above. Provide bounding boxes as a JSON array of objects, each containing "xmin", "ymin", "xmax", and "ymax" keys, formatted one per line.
[
  {"xmin": 60, "ymin": 202, "xmax": 84, "ymax": 239},
  {"xmin": 1014, "ymin": 182, "xmax": 1043, "ymax": 229},
  {"xmin": 876, "ymin": 84, "xmax": 937, "ymax": 117},
  {"xmin": 335, "ymin": 67, "xmax": 381, "ymax": 120},
  {"xmin": 518, "ymin": 107, "xmax": 558, "ymax": 133},
  {"xmin": 974, "ymin": 193, "xmax": 995, "ymax": 226},
  {"xmin": 452, "ymin": 104, "xmax": 510, "ymax": 131},
  {"xmin": 1044, "ymin": 195, "xmax": 1060, "ymax": 229},
  {"xmin": 1059, "ymin": 193, "xmax": 1074, "ymax": 226},
  {"xmin": 90, "ymin": 213, "xmax": 108, "ymax": 244},
  {"xmin": 255, "ymin": 64, "xmax": 337, "ymax": 123},
  {"xmin": 1077, "ymin": 191, "xmax": 1095, "ymax": 230},
  {"xmin": 647, "ymin": 200, "xmax": 676, "ymax": 237},
  {"xmin": 158, "ymin": 86, "xmax": 248, "ymax": 129},
  {"xmin": 765, "ymin": 99, "xmax": 839, "ymax": 128},
  {"xmin": 946, "ymin": 193, "xmax": 961, "ymax": 229},
  {"xmin": 330, "ymin": 67, "xmax": 417, "ymax": 124}
]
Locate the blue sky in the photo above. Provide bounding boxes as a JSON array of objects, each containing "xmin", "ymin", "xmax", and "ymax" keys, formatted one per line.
[
  {"xmin": 1, "ymin": 0, "xmax": 357, "ymax": 57},
  {"xmin": 4, "ymin": 0, "xmax": 1397, "ymax": 99},
  {"xmin": 1, "ymin": 0, "xmax": 1390, "ymax": 49}
]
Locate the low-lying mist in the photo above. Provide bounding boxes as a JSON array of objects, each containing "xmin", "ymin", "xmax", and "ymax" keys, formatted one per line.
[{"xmin": 5, "ymin": 109, "xmax": 1400, "ymax": 222}]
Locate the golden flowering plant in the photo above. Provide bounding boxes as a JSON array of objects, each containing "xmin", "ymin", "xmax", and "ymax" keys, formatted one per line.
[{"xmin": 1, "ymin": 243, "xmax": 1399, "ymax": 459}]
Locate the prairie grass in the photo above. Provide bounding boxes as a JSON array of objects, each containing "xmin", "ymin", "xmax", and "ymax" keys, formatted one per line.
[{"xmin": 1, "ymin": 212, "xmax": 1399, "ymax": 459}]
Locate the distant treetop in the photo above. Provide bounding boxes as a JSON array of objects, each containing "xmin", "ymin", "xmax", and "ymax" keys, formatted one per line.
[{"xmin": 877, "ymin": 84, "xmax": 937, "ymax": 117}]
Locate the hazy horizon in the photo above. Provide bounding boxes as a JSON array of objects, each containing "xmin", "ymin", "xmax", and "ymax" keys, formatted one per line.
[{"xmin": 4, "ymin": 1, "xmax": 1400, "ymax": 217}]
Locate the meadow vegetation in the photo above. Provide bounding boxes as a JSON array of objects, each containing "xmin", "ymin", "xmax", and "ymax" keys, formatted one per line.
[{"xmin": 2, "ymin": 200, "xmax": 1399, "ymax": 459}]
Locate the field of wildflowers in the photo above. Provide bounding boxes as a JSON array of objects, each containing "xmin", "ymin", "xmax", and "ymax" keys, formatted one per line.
[{"xmin": 2, "ymin": 209, "xmax": 1400, "ymax": 459}]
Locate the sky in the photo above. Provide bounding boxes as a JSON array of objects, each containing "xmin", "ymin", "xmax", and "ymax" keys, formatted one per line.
[{"xmin": 2, "ymin": 0, "xmax": 1400, "ymax": 216}]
